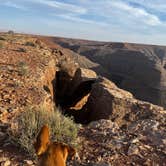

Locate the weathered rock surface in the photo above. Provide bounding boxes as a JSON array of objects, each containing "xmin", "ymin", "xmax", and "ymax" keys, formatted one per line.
[
  {"xmin": 69, "ymin": 68, "xmax": 97, "ymax": 95},
  {"xmin": 53, "ymin": 37, "xmax": 166, "ymax": 108},
  {"xmin": 78, "ymin": 118, "xmax": 166, "ymax": 166},
  {"xmin": 37, "ymin": 36, "xmax": 166, "ymax": 165},
  {"xmin": 0, "ymin": 34, "xmax": 58, "ymax": 123},
  {"xmin": 56, "ymin": 67, "xmax": 97, "ymax": 109},
  {"xmin": 73, "ymin": 77, "xmax": 165, "ymax": 165},
  {"xmin": 85, "ymin": 77, "xmax": 133, "ymax": 123},
  {"xmin": 0, "ymin": 33, "xmax": 60, "ymax": 165},
  {"xmin": 84, "ymin": 77, "xmax": 166, "ymax": 128},
  {"xmin": 0, "ymin": 33, "xmax": 166, "ymax": 166}
]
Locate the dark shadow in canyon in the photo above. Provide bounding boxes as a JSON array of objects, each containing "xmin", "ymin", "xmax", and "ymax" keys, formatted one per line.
[{"xmin": 53, "ymin": 70, "xmax": 96, "ymax": 124}]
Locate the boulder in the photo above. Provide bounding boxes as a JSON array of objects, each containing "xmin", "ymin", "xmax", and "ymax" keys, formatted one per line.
[
  {"xmin": 71, "ymin": 68, "xmax": 97, "ymax": 90},
  {"xmin": 85, "ymin": 77, "xmax": 133, "ymax": 124},
  {"xmin": 85, "ymin": 77, "xmax": 166, "ymax": 128}
]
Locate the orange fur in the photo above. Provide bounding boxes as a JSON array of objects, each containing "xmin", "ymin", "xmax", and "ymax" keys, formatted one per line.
[
  {"xmin": 34, "ymin": 125, "xmax": 77, "ymax": 166},
  {"xmin": 34, "ymin": 125, "xmax": 50, "ymax": 156}
]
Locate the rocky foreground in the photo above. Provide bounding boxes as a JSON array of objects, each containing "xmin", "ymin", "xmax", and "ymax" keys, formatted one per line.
[{"xmin": 0, "ymin": 33, "xmax": 166, "ymax": 166}]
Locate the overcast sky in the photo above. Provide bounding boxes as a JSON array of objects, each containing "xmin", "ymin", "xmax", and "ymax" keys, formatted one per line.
[{"xmin": 0, "ymin": 0, "xmax": 166, "ymax": 45}]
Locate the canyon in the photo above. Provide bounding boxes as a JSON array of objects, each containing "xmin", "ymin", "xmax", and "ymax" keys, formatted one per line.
[
  {"xmin": 0, "ymin": 33, "xmax": 165, "ymax": 166},
  {"xmin": 52, "ymin": 37, "xmax": 166, "ymax": 108}
]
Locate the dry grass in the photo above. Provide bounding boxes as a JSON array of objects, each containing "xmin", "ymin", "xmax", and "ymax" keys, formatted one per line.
[
  {"xmin": 0, "ymin": 42, "xmax": 4, "ymax": 49},
  {"xmin": 0, "ymin": 36, "xmax": 5, "ymax": 41},
  {"xmin": 9, "ymin": 106, "xmax": 78, "ymax": 157},
  {"xmin": 25, "ymin": 41, "xmax": 36, "ymax": 47},
  {"xmin": 18, "ymin": 61, "xmax": 28, "ymax": 76}
]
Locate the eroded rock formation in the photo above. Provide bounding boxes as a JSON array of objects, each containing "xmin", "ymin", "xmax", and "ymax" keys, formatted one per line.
[
  {"xmin": 0, "ymin": 35, "xmax": 58, "ymax": 122},
  {"xmin": 52, "ymin": 37, "xmax": 166, "ymax": 108},
  {"xmin": 84, "ymin": 77, "xmax": 165, "ymax": 127},
  {"xmin": 0, "ymin": 33, "xmax": 166, "ymax": 166}
]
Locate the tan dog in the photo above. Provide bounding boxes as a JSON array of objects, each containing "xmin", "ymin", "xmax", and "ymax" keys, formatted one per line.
[
  {"xmin": 34, "ymin": 125, "xmax": 77, "ymax": 166},
  {"xmin": 34, "ymin": 125, "xmax": 50, "ymax": 156}
]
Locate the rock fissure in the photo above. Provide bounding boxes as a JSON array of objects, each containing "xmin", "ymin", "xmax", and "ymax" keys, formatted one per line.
[
  {"xmin": 54, "ymin": 69, "xmax": 97, "ymax": 124},
  {"xmin": 52, "ymin": 66, "xmax": 166, "ymax": 127},
  {"xmin": 0, "ymin": 34, "xmax": 166, "ymax": 166}
]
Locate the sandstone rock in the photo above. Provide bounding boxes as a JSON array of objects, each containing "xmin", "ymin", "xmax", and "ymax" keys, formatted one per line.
[
  {"xmin": 95, "ymin": 163, "xmax": 111, "ymax": 166},
  {"xmin": 54, "ymin": 37, "xmax": 166, "ymax": 108},
  {"xmin": 24, "ymin": 160, "xmax": 34, "ymax": 165},
  {"xmin": 79, "ymin": 118, "xmax": 166, "ymax": 165},
  {"xmin": 1, "ymin": 160, "xmax": 11, "ymax": 166},
  {"xmin": 0, "ymin": 131, "xmax": 7, "ymax": 142},
  {"xmin": 42, "ymin": 92, "xmax": 54, "ymax": 112},
  {"xmin": 0, "ymin": 123, "xmax": 9, "ymax": 132},
  {"xmin": 85, "ymin": 77, "xmax": 134, "ymax": 124},
  {"xmin": 83, "ymin": 77, "xmax": 166, "ymax": 128},
  {"xmin": 127, "ymin": 143, "xmax": 140, "ymax": 156},
  {"xmin": 0, "ymin": 108, "xmax": 8, "ymax": 115},
  {"xmin": 76, "ymin": 76, "xmax": 165, "ymax": 165},
  {"xmin": 86, "ymin": 163, "xmax": 111, "ymax": 166},
  {"xmin": 128, "ymin": 119, "xmax": 166, "ymax": 153},
  {"xmin": 78, "ymin": 119, "xmax": 124, "ymax": 164},
  {"xmin": 67, "ymin": 68, "xmax": 96, "ymax": 108},
  {"xmin": 1, "ymin": 32, "xmax": 166, "ymax": 166},
  {"xmin": 0, "ymin": 157, "xmax": 8, "ymax": 162},
  {"xmin": 69, "ymin": 94, "xmax": 90, "ymax": 110},
  {"xmin": 40, "ymin": 59, "xmax": 56, "ymax": 98},
  {"xmin": 70, "ymin": 68, "xmax": 97, "ymax": 93}
]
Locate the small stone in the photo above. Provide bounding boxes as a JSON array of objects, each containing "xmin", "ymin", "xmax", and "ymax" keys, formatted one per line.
[
  {"xmin": 97, "ymin": 156, "xmax": 102, "ymax": 162},
  {"xmin": 128, "ymin": 144, "xmax": 139, "ymax": 155},
  {"xmin": 131, "ymin": 138, "xmax": 139, "ymax": 144},
  {"xmin": 0, "ymin": 157, "xmax": 8, "ymax": 162},
  {"xmin": 24, "ymin": 160, "xmax": 33, "ymax": 165},
  {"xmin": 1, "ymin": 160, "xmax": 11, "ymax": 166},
  {"xmin": 0, "ymin": 123, "xmax": 9, "ymax": 131},
  {"xmin": 0, "ymin": 107, "xmax": 8, "ymax": 115},
  {"xmin": 7, "ymin": 108, "xmax": 13, "ymax": 113},
  {"xmin": 1, "ymin": 110, "xmax": 8, "ymax": 115},
  {"xmin": 91, "ymin": 162, "xmax": 111, "ymax": 166},
  {"xmin": 0, "ymin": 131, "xmax": 7, "ymax": 142}
]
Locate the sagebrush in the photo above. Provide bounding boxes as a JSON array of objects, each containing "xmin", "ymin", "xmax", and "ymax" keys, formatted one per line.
[
  {"xmin": 10, "ymin": 106, "xmax": 78, "ymax": 156},
  {"xmin": 0, "ymin": 42, "xmax": 3, "ymax": 48},
  {"xmin": 25, "ymin": 41, "xmax": 36, "ymax": 47},
  {"xmin": 18, "ymin": 61, "xmax": 28, "ymax": 76}
]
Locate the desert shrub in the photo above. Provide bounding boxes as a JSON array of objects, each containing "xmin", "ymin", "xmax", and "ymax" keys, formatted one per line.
[
  {"xmin": 8, "ymin": 30, "xmax": 14, "ymax": 35},
  {"xmin": 10, "ymin": 106, "xmax": 78, "ymax": 156},
  {"xmin": 17, "ymin": 47, "xmax": 26, "ymax": 52},
  {"xmin": 25, "ymin": 41, "xmax": 36, "ymax": 47},
  {"xmin": 0, "ymin": 42, "xmax": 3, "ymax": 49},
  {"xmin": 0, "ymin": 36, "xmax": 5, "ymax": 40},
  {"xmin": 18, "ymin": 61, "xmax": 28, "ymax": 76}
]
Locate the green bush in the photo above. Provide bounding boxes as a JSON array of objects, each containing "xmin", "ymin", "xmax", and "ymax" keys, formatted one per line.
[
  {"xmin": 10, "ymin": 106, "xmax": 78, "ymax": 156},
  {"xmin": 17, "ymin": 47, "xmax": 26, "ymax": 52},
  {"xmin": 25, "ymin": 41, "xmax": 36, "ymax": 47},
  {"xmin": 0, "ymin": 36, "xmax": 5, "ymax": 40},
  {"xmin": 0, "ymin": 42, "xmax": 3, "ymax": 49},
  {"xmin": 18, "ymin": 61, "xmax": 28, "ymax": 76}
]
